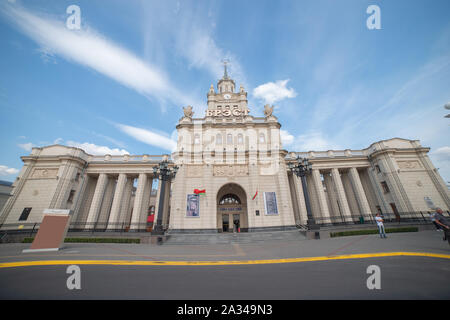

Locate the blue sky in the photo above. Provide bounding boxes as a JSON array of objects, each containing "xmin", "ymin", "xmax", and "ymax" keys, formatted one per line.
[{"xmin": 0, "ymin": 0, "xmax": 449, "ymax": 183}]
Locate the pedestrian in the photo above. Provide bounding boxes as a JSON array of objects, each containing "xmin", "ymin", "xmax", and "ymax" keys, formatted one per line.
[
  {"xmin": 432, "ymin": 208, "xmax": 450, "ymax": 243},
  {"xmin": 375, "ymin": 213, "xmax": 387, "ymax": 238},
  {"xmin": 429, "ymin": 211, "xmax": 442, "ymax": 231}
]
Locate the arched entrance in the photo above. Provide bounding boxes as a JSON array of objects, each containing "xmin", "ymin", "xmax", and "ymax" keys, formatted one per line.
[{"xmin": 217, "ymin": 183, "xmax": 248, "ymax": 232}]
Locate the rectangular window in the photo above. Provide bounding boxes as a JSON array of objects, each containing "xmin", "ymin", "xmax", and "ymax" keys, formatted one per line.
[
  {"xmin": 67, "ymin": 190, "xmax": 76, "ymax": 203},
  {"xmin": 19, "ymin": 207, "xmax": 32, "ymax": 221},
  {"xmin": 381, "ymin": 181, "xmax": 390, "ymax": 193}
]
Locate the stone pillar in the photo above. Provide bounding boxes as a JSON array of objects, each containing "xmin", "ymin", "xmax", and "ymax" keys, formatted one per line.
[
  {"xmin": 71, "ymin": 174, "xmax": 90, "ymax": 224},
  {"xmin": 107, "ymin": 173, "xmax": 128, "ymax": 230},
  {"xmin": 349, "ymin": 167, "xmax": 372, "ymax": 216},
  {"xmin": 130, "ymin": 173, "xmax": 148, "ymax": 231},
  {"xmin": 162, "ymin": 180, "xmax": 172, "ymax": 228},
  {"xmin": 311, "ymin": 169, "xmax": 331, "ymax": 224},
  {"xmin": 118, "ymin": 177, "xmax": 134, "ymax": 226},
  {"xmin": 323, "ymin": 173, "xmax": 340, "ymax": 220},
  {"xmin": 85, "ymin": 173, "xmax": 108, "ymax": 229},
  {"xmin": 331, "ymin": 168, "xmax": 353, "ymax": 223},
  {"xmin": 291, "ymin": 174, "xmax": 308, "ymax": 224}
]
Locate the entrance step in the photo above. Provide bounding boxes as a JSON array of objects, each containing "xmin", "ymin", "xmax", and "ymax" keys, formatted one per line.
[{"xmin": 163, "ymin": 230, "xmax": 307, "ymax": 245}]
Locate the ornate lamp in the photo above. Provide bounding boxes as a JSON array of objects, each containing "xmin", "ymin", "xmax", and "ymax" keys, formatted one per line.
[
  {"xmin": 152, "ymin": 159, "xmax": 178, "ymax": 235},
  {"xmin": 289, "ymin": 157, "xmax": 318, "ymax": 230}
]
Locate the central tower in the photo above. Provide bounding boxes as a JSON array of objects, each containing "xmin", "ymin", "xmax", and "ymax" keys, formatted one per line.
[
  {"xmin": 206, "ymin": 62, "xmax": 249, "ymax": 118},
  {"xmin": 170, "ymin": 66, "xmax": 296, "ymax": 234}
]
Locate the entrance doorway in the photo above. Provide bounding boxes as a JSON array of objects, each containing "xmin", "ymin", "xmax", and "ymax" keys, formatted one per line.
[{"xmin": 217, "ymin": 183, "xmax": 248, "ymax": 232}]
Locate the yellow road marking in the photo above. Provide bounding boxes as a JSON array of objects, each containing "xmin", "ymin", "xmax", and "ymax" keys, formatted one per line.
[{"xmin": 0, "ymin": 252, "xmax": 449, "ymax": 269}]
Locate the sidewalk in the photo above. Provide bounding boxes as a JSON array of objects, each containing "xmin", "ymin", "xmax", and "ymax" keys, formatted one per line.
[{"xmin": 1, "ymin": 230, "xmax": 448, "ymax": 263}]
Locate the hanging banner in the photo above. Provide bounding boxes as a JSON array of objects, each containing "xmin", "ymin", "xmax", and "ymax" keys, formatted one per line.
[
  {"xmin": 263, "ymin": 192, "xmax": 279, "ymax": 215},
  {"xmin": 186, "ymin": 194, "xmax": 200, "ymax": 217}
]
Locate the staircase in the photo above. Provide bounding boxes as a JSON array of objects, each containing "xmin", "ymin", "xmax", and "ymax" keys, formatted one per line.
[{"xmin": 163, "ymin": 230, "xmax": 307, "ymax": 245}]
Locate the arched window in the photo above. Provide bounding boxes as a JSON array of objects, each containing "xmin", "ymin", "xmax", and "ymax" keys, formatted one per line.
[
  {"xmin": 227, "ymin": 134, "xmax": 233, "ymax": 145},
  {"xmin": 259, "ymin": 133, "xmax": 265, "ymax": 143},
  {"xmin": 219, "ymin": 194, "xmax": 241, "ymax": 205},
  {"xmin": 237, "ymin": 134, "xmax": 243, "ymax": 144},
  {"xmin": 216, "ymin": 133, "xmax": 222, "ymax": 145}
]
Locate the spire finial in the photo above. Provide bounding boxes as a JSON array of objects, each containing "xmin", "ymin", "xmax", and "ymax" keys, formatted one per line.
[{"xmin": 222, "ymin": 59, "xmax": 230, "ymax": 79}]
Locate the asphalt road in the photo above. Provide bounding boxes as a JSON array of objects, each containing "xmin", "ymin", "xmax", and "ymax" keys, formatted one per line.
[
  {"xmin": 0, "ymin": 230, "xmax": 449, "ymax": 300},
  {"xmin": 0, "ymin": 256, "xmax": 449, "ymax": 299}
]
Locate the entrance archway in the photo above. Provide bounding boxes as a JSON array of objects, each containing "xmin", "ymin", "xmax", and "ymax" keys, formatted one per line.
[{"xmin": 217, "ymin": 183, "xmax": 248, "ymax": 232}]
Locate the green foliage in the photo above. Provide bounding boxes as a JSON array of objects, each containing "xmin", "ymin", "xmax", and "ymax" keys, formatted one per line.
[
  {"xmin": 330, "ymin": 227, "xmax": 418, "ymax": 238},
  {"xmin": 22, "ymin": 237, "xmax": 140, "ymax": 244}
]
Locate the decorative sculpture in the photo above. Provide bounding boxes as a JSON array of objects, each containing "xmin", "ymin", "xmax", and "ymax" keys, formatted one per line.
[
  {"xmin": 183, "ymin": 105, "xmax": 194, "ymax": 118},
  {"xmin": 264, "ymin": 104, "xmax": 274, "ymax": 117}
]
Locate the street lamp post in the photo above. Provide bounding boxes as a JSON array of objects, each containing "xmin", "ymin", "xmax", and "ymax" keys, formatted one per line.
[
  {"xmin": 151, "ymin": 159, "xmax": 178, "ymax": 235},
  {"xmin": 288, "ymin": 157, "xmax": 319, "ymax": 231}
]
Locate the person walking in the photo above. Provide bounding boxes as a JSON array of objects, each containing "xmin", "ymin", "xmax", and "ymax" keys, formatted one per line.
[
  {"xmin": 375, "ymin": 213, "xmax": 387, "ymax": 238},
  {"xmin": 432, "ymin": 208, "xmax": 450, "ymax": 243}
]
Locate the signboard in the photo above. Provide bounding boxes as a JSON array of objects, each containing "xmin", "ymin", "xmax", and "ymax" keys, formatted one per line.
[
  {"xmin": 218, "ymin": 207, "xmax": 243, "ymax": 212},
  {"xmin": 186, "ymin": 194, "xmax": 200, "ymax": 217},
  {"xmin": 43, "ymin": 209, "xmax": 71, "ymax": 215},
  {"xmin": 263, "ymin": 192, "xmax": 279, "ymax": 215},
  {"xmin": 23, "ymin": 209, "xmax": 71, "ymax": 253},
  {"xmin": 424, "ymin": 197, "xmax": 436, "ymax": 209}
]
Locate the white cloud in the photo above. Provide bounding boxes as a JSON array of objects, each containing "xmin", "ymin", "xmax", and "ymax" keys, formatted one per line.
[
  {"xmin": 17, "ymin": 142, "xmax": 34, "ymax": 151},
  {"xmin": 1, "ymin": 3, "xmax": 192, "ymax": 109},
  {"xmin": 66, "ymin": 141, "xmax": 129, "ymax": 155},
  {"xmin": 253, "ymin": 80, "xmax": 297, "ymax": 104},
  {"xmin": 432, "ymin": 146, "xmax": 450, "ymax": 161},
  {"xmin": 115, "ymin": 123, "xmax": 177, "ymax": 152},
  {"xmin": 0, "ymin": 165, "xmax": 19, "ymax": 176},
  {"xmin": 280, "ymin": 129, "xmax": 294, "ymax": 147},
  {"xmin": 292, "ymin": 132, "xmax": 341, "ymax": 152}
]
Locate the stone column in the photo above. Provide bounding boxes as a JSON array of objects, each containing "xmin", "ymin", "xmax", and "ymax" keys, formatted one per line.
[
  {"xmin": 85, "ymin": 173, "xmax": 108, "ymax": 229},
  {"xmin": 331, "ymin": 168, "xmax": 353, "ymax": 223},
  {"xmin": 107, "ymin": 173, "xmax": 128, "ymax": 230},
  {"xmin": 71, "ymin": 174, "xmax": 90, "ymax": 224},
  {"xmin": 291, "ymin": 174, "xmax": 308, "ymax": 224},
  {"xmin": 323, "ymin": 173, "xmax": 340, "ymax": 219},
  {"xmin": 118, "ymin": 177, "xmax": 133, "ymax": 226},
  {"xmin": 162, "ymin": 180, "xmax": 172, "ymax": 228},
  {"xmin": 130, "ymin": 173, "xmax": 148, "ymax": 231},
  {"xmin": 311, "ymin": 169, "xmax": 331, "ymax": 224},
  {"xmin": 348, "ymin": 167, "xmax": 372, "ymax": 216}
]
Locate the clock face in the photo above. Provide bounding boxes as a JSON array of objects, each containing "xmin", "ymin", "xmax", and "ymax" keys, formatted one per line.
[{"xmin": 223, "ymin": 94, "xmax": 231, "ymax": 100}]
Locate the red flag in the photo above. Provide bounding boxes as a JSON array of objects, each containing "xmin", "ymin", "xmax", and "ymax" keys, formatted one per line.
[
  {"xmin": 194, "ymin": 189, "xmax": 206, "ymax": 195},
  {"xmin": 252, "ymin": 190, "xmax": 258, "ymax": 200}
]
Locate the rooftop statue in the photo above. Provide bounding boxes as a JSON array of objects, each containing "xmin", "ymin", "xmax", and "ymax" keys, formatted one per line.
[
  {"xmin": 183, "ymin": 105, "xmax": 194, "ymax": 118},
  {"xmin": 264, "ymin": 104, "xmax": 274, "ymax": 117}
]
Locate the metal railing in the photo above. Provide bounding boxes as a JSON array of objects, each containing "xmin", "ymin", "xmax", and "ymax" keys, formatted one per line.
[{"xmin": 310, "ymin": 211, "xmax": 449, "ymax": 228}]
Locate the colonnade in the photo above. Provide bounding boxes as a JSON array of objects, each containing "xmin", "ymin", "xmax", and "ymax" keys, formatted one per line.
[
  {"xmin": 289, "ymin": 166, "xmax": 381, "ymax": 225},
  {"xmin": 76, "ymin": 172, "xmax": 170, "ymax": 231}
]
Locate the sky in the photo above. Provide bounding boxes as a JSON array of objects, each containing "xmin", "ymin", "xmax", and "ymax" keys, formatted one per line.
[{"xmin": 0, "ymin": 0, "xmax": 449, "ymax": 184}]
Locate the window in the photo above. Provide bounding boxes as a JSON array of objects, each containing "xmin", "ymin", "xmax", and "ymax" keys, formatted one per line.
[
  {"xmin": 376, "ymin": 206, "xmax": 382, "ymax": 214},
  {"xmin": 259, "ymin": 133, "xmax": 265, "ymax": 143},
  {"xmin": 381, "ymin": 181, "xmax": 390, "ymax": 193},
  {"xmin": 216, "ymin": 134, "xmax": 222, "ymax": 145},
  {"xmin": 227, "ymin": 134, "xmax": 233, "ymax": 145},
  {"xmin": 375, "ymin": 165, "xmax": 381, "ymax": 173},
  {"xmin": 237, "ymin": 134, "xmax": 243, "ymax": 144},
  {"xmin": 19, "ymin": 207, "xmax": 32, "ymax": 221},
  {"xmin": 75, "ymin": 172, "xmax": 80, "ymax": 182},
  {"xmin": 219, "ymin": 194, "xmax": 241, "ymax": 205},
  {"xmin": 194, "ymin": 134, "xmax": 200, "ymax": 145},
  {"xmin": 67, "ymin": 190, "xmax": 76, "ymax": 203}
]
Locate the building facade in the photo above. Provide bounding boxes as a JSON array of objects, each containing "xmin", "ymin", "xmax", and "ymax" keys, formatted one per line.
[{"xmin": 1, "ymin": 71, "xmax": 449, "ymax": 233}]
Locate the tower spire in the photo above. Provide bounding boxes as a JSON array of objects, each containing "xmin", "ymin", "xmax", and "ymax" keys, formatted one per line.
[{"xmin": 222, "ymin": 59, "xmax": 230, "ymax": 79}]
